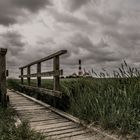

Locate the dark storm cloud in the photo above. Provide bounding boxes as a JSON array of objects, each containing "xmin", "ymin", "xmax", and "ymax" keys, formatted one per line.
[
  {"xmin": 0, "ymin": 31, "xmax": 26, "ymax": 69},
  {"xmin": 13, "ymin": 0, "xmax": 52, "ymax": 12},
  {"xmin": 59, "ymin": 33, "xmax": 121, "ymax": 66},
  {"xmin": 0, "ymin": 0, "xmax": 52, "ymax": 26},
  {"xmin": 0, "ymin": 31, "xmax": 25, "ymax": 55}
]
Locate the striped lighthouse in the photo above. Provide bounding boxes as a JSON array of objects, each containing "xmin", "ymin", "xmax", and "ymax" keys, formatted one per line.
[{"xmin": 78, "ymin": 59, "xmax": 82, "ymax": 76}]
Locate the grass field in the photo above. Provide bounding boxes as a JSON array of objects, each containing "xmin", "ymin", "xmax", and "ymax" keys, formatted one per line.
[
  {"xmin": 0, "ymin": 107, "xmax": 46, "ymax": 140},
  {"xmin": 7, "ymin": 62, "xmax": 140, "ymax": 138}
]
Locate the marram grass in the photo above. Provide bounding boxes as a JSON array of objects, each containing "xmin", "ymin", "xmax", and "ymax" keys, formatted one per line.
[{"xmin": 7, "ymin": 61, "xmax": 140, "ymax": 137}]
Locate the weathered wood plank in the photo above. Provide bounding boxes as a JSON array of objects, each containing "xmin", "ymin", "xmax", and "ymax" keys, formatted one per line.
[
  {"xmin": 36, "ymin": 124, "xmax": 79, "ymax": 133},
  {"xmin": 0, "ymin": 48, "xmax": 7, "ymax": 107},
  {"xmin": 34, "ymin": 122, "xmax": 76, "ymax": 131},
  {"xmin": 29, "ymin": 116, "xmax": 61, "ymax": 122},
  {"xmin": 53, "ymin": 55, "xmax": 60, "ymax": 91},
  {"xmin": 9, "ymin": 90, "xmax": 116, "ymax": 140},
  {"xmin": 13, "ymin": 106, "xmax": 45, "ymax": 111},
  {"xmin": 49, "ymin": 129, "xmax": 91, "ymax": 139},
  {"xmin": 30, "ymin": 119, "xmax": 69, "ymax": 127},
  {"xmin": 47, "ymin": 127, "xmax": 86, "ymax": 136}
]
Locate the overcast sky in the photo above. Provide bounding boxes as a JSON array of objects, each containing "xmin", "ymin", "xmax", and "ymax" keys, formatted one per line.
[{"xmin": 0, "ymin": 0, "xmax": 140, "ymax": 78}]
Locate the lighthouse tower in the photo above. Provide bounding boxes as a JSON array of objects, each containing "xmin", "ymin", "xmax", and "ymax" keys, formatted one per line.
[{"xmin": 78, "ymin": 59, "xmax": 82, "ymax": 76}]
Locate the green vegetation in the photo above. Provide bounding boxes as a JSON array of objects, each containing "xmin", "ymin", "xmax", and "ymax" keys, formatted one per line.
[
  {"xmin": 0, "ymin": 107, "xmax": 46, "ymax": 140},
  {"xmin": 7, "ymin": 62, "xmax": 140, "ymax": 137}
]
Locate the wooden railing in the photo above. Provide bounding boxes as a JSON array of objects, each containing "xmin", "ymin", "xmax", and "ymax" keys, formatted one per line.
[
  {"xmin": 0, "ymin": 48, "xmax": 7, "ymax": 107},
  {"xmin": 19, "ymin": 50, "xmax": 67, "ymax": 97}
]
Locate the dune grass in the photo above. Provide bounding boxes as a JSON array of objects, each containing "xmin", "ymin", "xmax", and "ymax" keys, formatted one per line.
[
  {"xmin": 7, "ymin": 61, "xmax": 140, "ymax": 137},
  {"xmin": 0, "ymin": 107, "xmax": 46, "ymax": 140}
]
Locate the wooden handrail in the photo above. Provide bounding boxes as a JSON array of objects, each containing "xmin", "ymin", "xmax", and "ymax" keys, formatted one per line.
[
  {"xmin": 19, "ymin": 50, "xmax": 67, "ymax": 69},
  {"xmin": 19, "ymin": 50, "xmax": 67, "ymax": 93},
  {"xmin": 19, "ymin": 70, "xmax": 63, "ymax": 78}
]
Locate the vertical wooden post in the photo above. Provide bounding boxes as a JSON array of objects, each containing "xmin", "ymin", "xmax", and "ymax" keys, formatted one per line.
[
  {"xmin": 53, "ymin": 56, "xmax": 60, "ymax": 91},
  {"xmin": 0, "ymin": 48, "xmax": 7, "ymax": 108},
  {"xmin": 37, "ymin": 62, "xmax": 41, "ymax": 87},
  {"xmin": 27, "ymin": 66, "xmax": 31, "ymax": 86},
  {"xmin": 21, "ymin": 68, "xmax": 24, "ymax": 84}
]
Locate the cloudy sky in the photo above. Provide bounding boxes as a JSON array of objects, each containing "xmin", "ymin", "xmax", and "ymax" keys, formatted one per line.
[{"xmin": 0, "ymin": 0, "xmax": 140, "ymax": 77}]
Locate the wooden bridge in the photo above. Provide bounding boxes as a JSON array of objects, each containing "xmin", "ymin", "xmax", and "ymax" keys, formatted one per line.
[{"xmin": 0, "ymin": 48, "xmax": 115, "ymax": 140}]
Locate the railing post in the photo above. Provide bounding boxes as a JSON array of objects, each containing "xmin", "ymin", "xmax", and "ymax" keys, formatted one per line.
[
  {"xmin": 27, "ymin": 66, "xmax": 31, "ymax": 86},
  {"xmin": 21, "ymin": 68, "xmax": 24, "ymax": 84},
  {"xmin": 37, "ymin": 62, "xmax": 41, "ymax": 87},
  {"xmin": 0, "ymin": 48, "xmax": 7, "ymax": 108},
  {"xmin": 53, "ymin": 56, "xmax": 60, "ymax": 91}
]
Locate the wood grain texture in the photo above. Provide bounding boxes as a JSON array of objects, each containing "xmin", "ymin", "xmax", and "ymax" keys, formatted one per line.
[
  {"xmin": 0, "ymin": 48, "xmax": 7, "ymax": 107},
  {"xmin": 19, "ymin": 50, "xmax": 67, "ymax": 69},
  {"xmin": 8, "ymin": 90, "xmax": 115, "ymax": 140}
]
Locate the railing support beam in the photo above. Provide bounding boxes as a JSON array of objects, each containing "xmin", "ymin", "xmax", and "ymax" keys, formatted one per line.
[
  {"xmin": 37, "ymin": 62, "xmax": 41, "ymax": 87},
  {"xmin": 27, "ymin": 66, "xmax": 31, "ymax": 86},
  {"xmin": 53, "ymin": 56, "xmax": 60, "ymax": 91},
  {"xmin": 21, "ymin": 68, "xmax": 24, "ymax": 84},
  {"xmin": 0, "ymin": 48, "xmax": 7, "ymax": 108}
]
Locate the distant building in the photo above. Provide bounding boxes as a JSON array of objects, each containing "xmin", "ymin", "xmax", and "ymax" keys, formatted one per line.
[
  {"xmin": 66, "ymin": 59, "xmax": 92, "ymax": 78},
  {"xmin": 78, "ymin": 60, "xmax": 83, "ymax": 76}
]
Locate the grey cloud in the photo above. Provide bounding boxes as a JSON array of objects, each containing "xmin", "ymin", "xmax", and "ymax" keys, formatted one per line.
[
  {"xmin": 0, "ymin": 31, "xmax": 26, "ymax": 71},
  {"xmin": 104, "ymin": 29, "xmax": 140, "ymax": 63},
  {"xmin": 0, "ymin": 31, "xmax": 25, "ymax": 55},
  {"xmin": 0, "ymin": 0, "xmax": 52, "ymax": 26},
  {"xmin": 0, "ymin": 16, "xmax": 16, "ymax": 26},
  {"xmin": 85, "ymin": 9, "xmax": 122, "ymax": 28},
  {"xmin": 59, "ymin": 33, "xmax": 121, "ymax": 66},
  {"xmin": 48, "ymin": 8, "xmax": 94, "ymax": 33},
  {"xmin": 13, "ymin": 0, "xmax": 52, "ymax": 12},
  {"xmin": 66, "ymin": 0, "xmax": 91, "ymax": 11}
]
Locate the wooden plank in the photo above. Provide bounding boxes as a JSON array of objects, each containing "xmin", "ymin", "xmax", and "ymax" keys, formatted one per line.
[
  {"xmin": 39, "ymin": 125, "xmax": 79, "ymax": 133},
  {"xmin": 49, "ymin": 129, "xmax": 91, "ymax": 139},
  {"xmin": 19, "ymin": 70, "xmax": 63, "ymax": 78},
  {"xmin": 47, "ymin": 127, "xmax": 85, "ymax": 136},
  {"xmin": 34, "ymin": 122, "xmax": 75, "ymax": 131},
  {"xmin": 19, "ymin": 50, "xmax": 67, "ymax": 69},
  {"xmin": 60, "ymin": 132, "xmax": 98, "ymax": 140},
  {"xmin": 9, "ymin": 90, "xmax": 117, "ymax": 140},
  {"xmin": 30, "ymin": 119, "xmax": 69, "ymax": 127},
  {"xmin": 13, "ymin": 106, "xmax": 45, "ymax": 111},
  {"xmin": 11, "ymin": 90, "xmax": 81, "ymax": 124},
  {"xmin": 19, "ymin": 85, "xmax": 62, "ymax": 98},
  {"xmin": 10, "ymin": 103, "xmax": 34, "ymax": 106},
  {"xmin": 29, "ymin": 116, "xmax": 61, "ymax": 122}
]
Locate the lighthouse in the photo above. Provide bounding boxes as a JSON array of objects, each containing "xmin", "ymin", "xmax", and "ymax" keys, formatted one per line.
[{"xmin": 78, "ymin": 59, "xmax": 82, "ymax": 76}]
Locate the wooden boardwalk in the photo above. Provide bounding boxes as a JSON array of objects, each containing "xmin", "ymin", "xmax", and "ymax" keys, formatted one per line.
[{"xmin": 8, "ymin": 90, "xmax": 113, "ymax": 140}]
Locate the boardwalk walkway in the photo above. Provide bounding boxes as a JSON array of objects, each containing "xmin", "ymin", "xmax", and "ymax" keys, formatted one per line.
[{"xmin": 8, "ymin": 90, "xmax": 113, "ymax": 140}]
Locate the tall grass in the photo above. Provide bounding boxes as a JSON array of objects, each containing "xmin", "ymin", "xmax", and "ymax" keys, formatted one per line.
[
  {"xmin": 7, "ymin": 61, "xmax": 140, "ymax": 137},
  {"xmin": 61, "ymin": 62, "xmax": 140, "ymax": 137}
]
